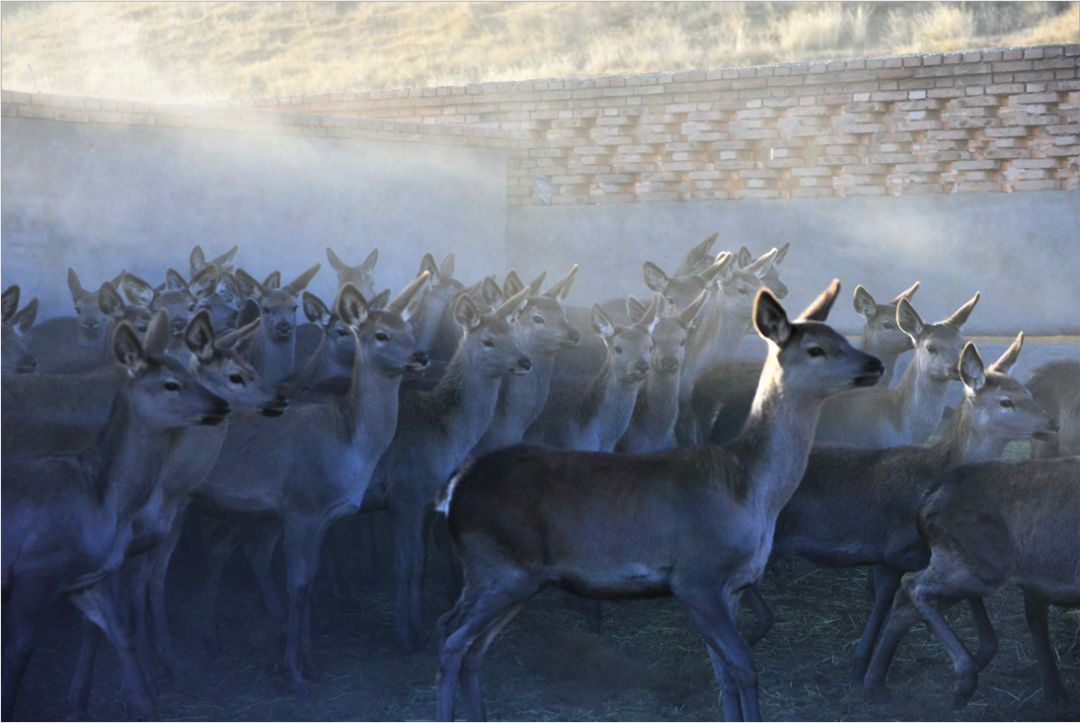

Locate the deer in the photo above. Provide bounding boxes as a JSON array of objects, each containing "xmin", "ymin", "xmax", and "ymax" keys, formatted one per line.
[
  {"xmin": 231, "ymin": 263, "xmax": 321, "ymax": 384},
  {"xmin": 813, "ymin": 292, "xmax": 980, "ymax": 448},
  {"xmin": 409, "ymin": 252, "xmax": 468, "ymax": 363},
  {"xmin": 471, "ymin": 266, "xmax": 581, "ymax": 457},
  {"xmin": 433, "ymin": 280, "xmax": 884, "ymax": 721},
  {"xmin": 2, "ymin": 285, "xmax": 38, "ymax": 373},
  {"xmin": 862, "ymin": 454, "xmax": 1080, "ymax": 710},
  {"xmin": 360, "ymin": 287, "xmax": 533, "ymax": 654},
  {"xmin": 1027, "ymin": 360, "xmax": 1080, "ymax": 458},
  {"xmin": 525, "ymin": 297, "xmax": 657, "ymax": 453},
  {"xmin": 189, "ymin": 244, "xmax": 239, "ymax": 281},
  {"xmin": 26, "ymin": 270, "xmax": 153, "ymax": 373},
  {"xmin": 326, "ymin": 246, "xmax": 379, "ymax": 299},
  {"xmin": 690, "ymin": 281, "xmax": 922, "ymax": 447},
  {"xmin": 59, "ymin": 312, "xmax": 287, "ymax": 718},
  {"xmin": 617, "ymin": 291, "xmax": 708, "ymax": 454},
  {"xmin": 742, "ymin": 335, "xmax": 1056, "ymax": 685},
  {"xmin": 190, "ymin": 274, "xmax": 430, "ymax": 694},
  {"xmin": 1, "ymin": 318, "xmax": 232, "ymax": 720}
]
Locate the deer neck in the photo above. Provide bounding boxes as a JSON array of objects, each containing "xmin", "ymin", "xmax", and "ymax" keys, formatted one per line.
[
  {"xmin": 934, "ymin": 399, "xmax": 1008, "ymax": 467},
  {"xmin": 344, "ymin": 348, "xmax": 403, "ymax": 448},
  {"xmin": 493, "ymin": 352, "xmax": 557, "ymax": 442},
  {"xmin": 681, "ymin": 295, "xmax": 749, "ymax": 392},
  {"xmin": 893, "ymin": 357, "xmax": 951, "ymax": 444},
  {"xmin": 89, "ymin": 391, "xmax": 180, "ymax": 523},
  {"xmin": 730, "ymin": 355, "xmax": 825, "ymax": 517},
  {"xmin": 253, "ymin": 323, "xmax": 295, "ymax": 384},
  {"xmin": 631, "ymin": 369, "xmax": 681, "ymax": 447},
  {"xmin": 433, "ymin": 344, "xmax": 505, "ymax": 458},
  {"xmin": 583, "ymin": 353, "xmax": 642, "ymax": 451}
]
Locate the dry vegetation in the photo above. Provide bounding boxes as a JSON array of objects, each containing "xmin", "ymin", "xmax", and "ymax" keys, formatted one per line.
[{"xmin": 1, "ymin": 1, "xmax": 1077, "ymax": 103}]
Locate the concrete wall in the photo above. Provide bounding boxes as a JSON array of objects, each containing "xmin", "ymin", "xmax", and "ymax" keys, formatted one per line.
[
  {"xmin": 507, "ymin": 190, "xmax": 1080, "ymax": 336},
  {"xmin": 1, "ymin": 114, "xmax": 509, "ymax": 318}
]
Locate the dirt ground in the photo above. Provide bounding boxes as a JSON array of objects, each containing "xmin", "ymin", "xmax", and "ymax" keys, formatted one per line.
[{"xmin": 10, "ymin": 513, "xmax": 1079, "ymax": 722}]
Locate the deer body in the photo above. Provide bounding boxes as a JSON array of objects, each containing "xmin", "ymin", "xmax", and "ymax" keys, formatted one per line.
[
  {"xmin": 1027, "ymin": 360, "xmax": 1080, "ymax": 457},
  {"xmin": 1, "ymin": 321, "xmax": 230, "ymax": 720},
  {"xmin": 434, "ymin": 281, "xmax": 884, "ymax": 721},
  {"xmin": 863, "ymin": 456, "xmax": 1080, "ymax": 708},
  {"xmin": 814, "ymin": 293, "xmax": 979, "ymax": 448}
]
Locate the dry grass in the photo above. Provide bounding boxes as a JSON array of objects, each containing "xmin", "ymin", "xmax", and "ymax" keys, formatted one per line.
[{"xmin": 1, "ymin": 2, "xmax": 1077, "ymax": 103}]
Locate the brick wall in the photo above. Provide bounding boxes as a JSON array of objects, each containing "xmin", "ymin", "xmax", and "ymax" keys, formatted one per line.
[{"xmin": 237, "ymin": 44, "xmax": 1080, "ymax": 206}]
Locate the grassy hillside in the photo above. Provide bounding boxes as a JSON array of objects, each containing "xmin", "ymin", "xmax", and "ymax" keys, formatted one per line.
[{"xmin": 2, "ymin": 1, "xmax": 1077, "ymax": 103}]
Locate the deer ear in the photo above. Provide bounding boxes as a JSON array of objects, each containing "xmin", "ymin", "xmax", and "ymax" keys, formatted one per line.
[
  {"xmin": 98, "ymin": 282, "xmax": 126, "ymax": 318},
  {"xmin": 753, "ymin": 289, "xmax": 791, "ymax": 347},
  {"xmin": 419, "ymin": 252, "xmax": 439, "ymax": 282},
  {"xmin": 543, "ymin": 264, "xmax": 578, "ymax": 300},
  {"xmin": 737, "ymin": 246, "xmax": 753, "ymax": 268},
  {"xmin": 217, "ymin": 317, "xmax": 261, "ymax": 349},
  {"xmin": 211, "ymin": 245, "xmax": 238, "ymax": 269},
  {"xmin": 503, "ymin": 270, "xmax": 524, "ymax": 298},
  {"xmin": 144, "ymin": 310, "xmax": 171, "ymax": 356},
  {"xmin": 626, "ymin": 295, "xmax": 647, "ymax": 324},
  {"xmin": 263, "ymin": 270, "xmax": 282, "ymax": 289},
  {"xmin": 480, "ymin": 276, "xmax": 504, "ymax": 307},
  {"xmin": 113, "ymin": 322, "xmax": 147, "ymax": 376},
  {"xmin": 302, "ymin": 291, "xmax": 331, "ymax": 325},
  {"xmin": 639, "ymin": 294, "xmax": 661, "ymax": 334},
  {"xmin": 702, "ymin": 252, "xmax": 734, "ymax": 285},
  {"xmin": 944, "ymin": 292, "xmax": 980, "ymax": 330},
  {"xmin": 745, "ymin": 248, "xmax": 778, "ymax": 279},
  {"xmin": 285, "ymin": 264, "xmax": 320, "ymax": 295},
  {"xmin": 365, "ymin": 288, "xmax": 389, "ymax": 310},
  {"xmin": 184, "ymin": 310, "xmax": 217, "ymax": 363},
  {"xmin": 361, "ymin": 248, "xmax": 379, "ymax": 272},
  {"xmin": 335, "ymin": 284, "xmax": 370, "ymax": 331},
  {"xmin": 774, "ymin": 241, "xmax": 791, "ymax": 265},
  {"xmin": 797, "ymin": 279, "xmax": 840, "ymax": 322},
  {"xmin": 890, "ymin": 280, "xmax": 920, "ymax": 305},
  {"xmin": 852, "ymin": 285, "xmax": 877, "ymax": 319},
  {"xmin": 526, "ymin": 271, "xmax": 547, "ymax": 296},
  {"xmin": 591, "ymin": 304, "xmax": 615, "ymax": 339},
  {"xmin": 326, "ymin": 247, "xmax": 348, "ymax": 273},
  {"xmin": 989, "ymin": 331, "xmax": 1024, "ymax": 374},
  {"xmin": 189, "ymin": 263, "xmax": 218, "ymax": 299},
  {"xmin": 12, "ymin": 298, "xmax": 38, "ymax": 334},
  {"xmin": 122, "ymin": 272, "xmax": 156, "ymax": 308},
  {"xmin": 190, "ymin": 245, "xmax": 207, "ymax": 276},
  {"xmin": 642, "ymin": 261, "xmax": 669, "ymax": 293},
  {"xmin": 164, "ymin": 269, "xmax": 188, "ymax": 291},
  {"xmin": 677, "ymin": 289, "xmax": 709, "ymax": 329},
  {"xmin": 2, "ymin": 285, "xmax": 18, "ymax": 322},
  {"xmin": 454, "ymin": 293, "xmax": 484, "ymax": 332},
  {"xmin": 234, "ymin": 269, "xmax": 262, "ymax": 300},
  {"xmin": 896, "ymin": 298, "xmax": 924, "ymax": 341},
  {"xmin": 440, "ymin": 253, "xmax": 456, "ymax": 280},
  {"xmin": 959, "ymin": 343, "xmax": 986, "ymax": 394},
  {"xmin": 389, "ymin": 271, "xmax": 431, "ymax": 317},
  {"xmin": 677, "ymin": 232, "xmax": 719, "ymax": 275},
  {"xmin": 68, "ymin": 268, "xmax": 85, "ymax": 302}
]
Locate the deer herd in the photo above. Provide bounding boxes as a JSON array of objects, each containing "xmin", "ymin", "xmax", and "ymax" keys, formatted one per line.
[{"xmin": 1, "ymin": 235, "xmax": 1077, "ymax": 721}]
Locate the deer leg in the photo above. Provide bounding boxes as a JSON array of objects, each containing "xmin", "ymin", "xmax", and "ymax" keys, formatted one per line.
[
  {"xmin": 391, "ymin": 503, "xmax": 429, "ymax": 653},
  {"xmin": 741, "ymin": 585, "xmax": 773, "ymax": 646},
  {"xmin": 201, "ymin": 521, "xmax": 244, "ymax": 653},
  {"xmin": 70, "ymin": 584, "xmax": 158, "ymax": 721},
  {"xmin": 678, "ymin": 586, "xmax": 760, "ymax": 722},
  {"xmin": 241, "ymin": 524, "xmax": 285, "ymax": 627},
  {"xmin": 149, "ymin": 515, "xmax": 187, "ymax": 674},
  {"xmin": 2, "ymin": 578, "xmax": 53, "ymax": 720},
  {"xmin": 436, "ymin": 585, "xmax": 534, "ymax": 722},
  {"xmin": 68, "ymin": 622, "xmax": 102, "ymax": 719},
  {"xmin": 356, "ymin": 512, "xmax": 380, "ymax": 585},
  {"xmin": 862, "ymin": 586, "xmax": 922, "ymax": 704},
  {"xmin": 1024, "ymin": 590, "xmax": 1070, "ymax": 706},
  {"xmin": 901, "ymin": 572, "xmax": 977, "ymax": 709},
  {"xmin": 282, "ymin": 518, "xmax": 325, "ymax": 697},
  {"xmin": 461, "ymin": 603, "xmax": 525, "ymax": 721},
  {"xmin": 968, "ymin": 597, "xmax": 999, "ymax": 671},
  {"xmin": 851, "ymin": 565, "xmax": 902, "ymax": 687},
  {"xmin": 705, "ymin": 647, "xmax": 743, "ymax": 722}
]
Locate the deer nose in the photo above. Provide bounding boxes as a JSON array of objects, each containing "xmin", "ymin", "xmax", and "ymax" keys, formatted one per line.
[
  {"xmin": 261, "ymin": 395, "xmax": 289, "ymax": 417},
  {"xmin": 568, "ymin": 329, "xmax": 581, "ymax": 344},
  {"xmin": 411, "ymin": 350, "xmax": 430, "ymax": 368},
  {"xmin": 518, "ymin": 356, "xmax": 532, "ymax": 371},
  {"xmin": 16, "ymin": 358, "xmax": 36, "ymax": 373},
  {"xmin": 170, "ymin": 318, "xmax": 187, "ymax": 334},
  {"xmin": 660, "ymin": 357, "xmax": 679, "ymax": 372},
  {"xmin": 865, "ymin": 357, "xmax": 885, "ymax": 375},
  {"xmin": 634, "ymin": 360, "xmax": 651, "ymax": 375}
]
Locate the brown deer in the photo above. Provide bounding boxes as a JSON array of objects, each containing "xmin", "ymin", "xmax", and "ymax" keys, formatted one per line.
[
  {"xmin": 1027, "ymin": 360, "xmax": 1080, "ymax": 458},
  {"xmin": 2, "ymin": 285, "xmax": 38, "ymax": 373},
  {"xmin": 434, "ymin": 281, "xmax": 884, "ymax": 721}
]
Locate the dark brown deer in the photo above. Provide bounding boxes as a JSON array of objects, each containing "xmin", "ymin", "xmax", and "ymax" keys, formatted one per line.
[
  {"xmin": 434, "ymin": 281, "xmax": 884, "ymax": 721},
  {"xmin": 862, "ymin": 455, "xmax": 1080, "ymax": 709}
]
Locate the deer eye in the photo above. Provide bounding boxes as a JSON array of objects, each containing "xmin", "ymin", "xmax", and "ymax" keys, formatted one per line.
[
  {"xmin": 882, "ymin": 322, "xmax": 895, "ymax": 330},
  {"xmin": 738, "ymin": 287, "xmax": 749, "ymax": 296},
  {"xmin": 926, "ymin": 344, "xmax": 939, "ymax": 354},
  {"xmin": 188, "ymin": 304, "xmax": 196, "ymax": 312},
  {"xmin": 375, "ymin": 331, "xmax": 389, "ymax": 342},
  {"xmin": 532, "ymin": 315, "xmax": 545, "ymax": 324},
  {"xmin": 261, "ymin": 307, "xmax": 271, "ymax": 315},
  {"xmin": 614, "ymin": 345, "xmax": 624, "ymax": 354},
  {"xmin": 337, "ymin": 328, "xmax": 351, "ymax": 337},
  {"xmin": 164, "ymin": 381, "xmax": 181, "ymax": 392},
  {"xmin": 229, "ymin": 373, "xmax": 245, "ymax": 385},
  {"xmin": 807, "ymin": 347, "xmax": 825, "ymax": 358},
  {"xmin": 999, "ymin": 399, "xmax": 1014, "ymax": 409},
  {"xmin": 483, "ymin": 339, "xmax": 495, "ymax": 348}
]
